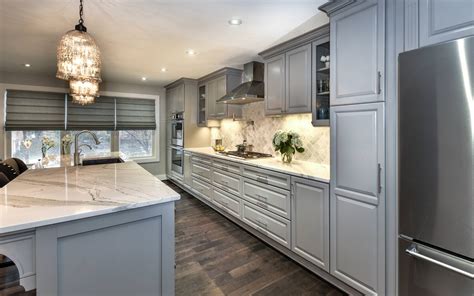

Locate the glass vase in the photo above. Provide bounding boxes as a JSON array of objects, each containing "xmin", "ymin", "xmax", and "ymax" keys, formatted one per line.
[{"xmin": 281, "ymin": 152, "xmax": 293, "ymax": 163}]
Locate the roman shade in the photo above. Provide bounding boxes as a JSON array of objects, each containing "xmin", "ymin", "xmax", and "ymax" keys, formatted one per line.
[
  {"xmin": 66, "ymin": 96, "xmax": 115, "ymax": 130},
  {"xmin": 115, "ymin": 98, "xmax": 156, "ymax": 130},
  {"xmin": 5, "ymin": 90, "xmax": 66, "ymax": 131}
]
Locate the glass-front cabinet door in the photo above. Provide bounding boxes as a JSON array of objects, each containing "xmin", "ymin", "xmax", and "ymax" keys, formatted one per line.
[
  {"xmin": 197, "ymin": 84, "xmax": 206, "ymax": 126},
  {"xmin": 312, "ymin": 37, "xmax": 330, "ymax": 126}
]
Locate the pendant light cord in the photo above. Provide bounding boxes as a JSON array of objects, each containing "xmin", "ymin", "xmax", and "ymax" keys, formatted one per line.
[{"xmin": 78, "ymin": 0, "xmax": 84, "ymax": 24}]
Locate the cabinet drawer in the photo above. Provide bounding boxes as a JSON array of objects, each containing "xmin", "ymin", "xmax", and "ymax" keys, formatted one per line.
[
  {"xmin": 191, "ymin": 161, "xmax": 211, "ymax": 182},
  {"xmin": 192, "ymin": 177, "xmax": 212, "ymax": 201},
  {"xmin": 242, "ymin": 202, "xmax": 291, "ymax": 248},
  {"xmin": 212, "ymin": 170, "xmax": 241, "ymax": 196},
  {"xmin": 242, "ymin": 178, "xmax": 291, "ymax": 219},
  {"xmin": 212, "ymin": 188, "xmax": 241, "ymax": 218},
  {"xmin": 192, "ymin": 154, "xmax": 212, "ymax": 166},
  {"xmin": 213, "ymin": 159, "xmax": 241, "ymax": 175},
  {"xmin": 242, "ymin": 166, "xmax": 291, "ymax": 190}
]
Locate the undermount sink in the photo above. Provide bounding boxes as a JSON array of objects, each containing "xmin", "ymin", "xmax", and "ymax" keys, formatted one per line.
[{"xmin": 81, "ymin": 157, "xmax": 124, "ymax": 166}]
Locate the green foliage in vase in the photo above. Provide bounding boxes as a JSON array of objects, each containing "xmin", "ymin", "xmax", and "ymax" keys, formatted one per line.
[{"xmin": 272, "ymin": 130, "xmax": 304, "ymax": 163}]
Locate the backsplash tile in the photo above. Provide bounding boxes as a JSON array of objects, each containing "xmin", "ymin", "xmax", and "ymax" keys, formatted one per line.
[{"xmin": 216, "ymin": 102, "xmax": 330, "ymax": 165}]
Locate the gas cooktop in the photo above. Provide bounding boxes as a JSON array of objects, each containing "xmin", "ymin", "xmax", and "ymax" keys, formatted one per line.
[{"xmin": 218, "ymin": 151, "xmax": 273, "ymax": 160}]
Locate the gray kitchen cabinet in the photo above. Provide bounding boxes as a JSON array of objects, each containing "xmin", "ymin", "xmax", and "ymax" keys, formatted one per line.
[
  {"xmin": 214, "ymin": 76, "xmax": 227, "ymax": 117},
  {"xmin": 198, "ymin": 68, "xmax": 243, "ymax": 120},
  {"xmin": 329, "ymin": 0, "xmax": 385, "ymax": 105},
  {"xmin": 264, "ymin": 54, "xmax": 286, "ymax": 115},
  {"xmin": 419, "ymin": 0, "xmax": 474, "ymax": 47},
  {"xmin": 260, "ymin": 25, "xmax": 330, "ymax": 116},
  {"xmin": 183, "ymin": 151, "xmax": 192, "ymax": 188},
  {"xmin": 166, "ymin": 84, "xmax": 184, "ymax": 114},
  {"xmin": 285, "ymin": 44, "xmax": 312, "ymax": 113},
  {"xmin": 291, "ymin": 177, "xmax": 329, "ymax": 271},
  {"xmin": 207, "ymin": 79, "xmax": 218, "ymax": 118},
  {"xmin": 330, "ymin": 102, "xmax": 385, "ymax": 295}
]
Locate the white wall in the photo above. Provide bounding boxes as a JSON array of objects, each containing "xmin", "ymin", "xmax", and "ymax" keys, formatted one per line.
[{"xmin": 0, "ymin": 72, "xmax": 167, "ymax": 177}]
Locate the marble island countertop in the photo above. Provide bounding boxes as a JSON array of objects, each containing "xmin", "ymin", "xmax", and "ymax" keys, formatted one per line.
[
  {"xmin": 185, "ymin": 147, "xmax": 330, "ymax": 183},
  {"xmin": 34, "ymin": 151, "xmax": 129, "ymax": 168},
  {"xmin": 0, "ymin": 161, "xmax": 180, "ymax": 235}
]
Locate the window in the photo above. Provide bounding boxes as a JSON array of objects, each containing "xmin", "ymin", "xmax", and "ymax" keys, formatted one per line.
[
  {"xmin": 68, "ymin": 131, "xmax": 112, "ymax": 157},
  {"xmin": 119, "ymin": 130, "xmax": 154, "ymax": 158},
  {"xmin": 5, "ymin": 90, "xmax": 158, "ymax": 164},
  {"xmin": 11, "ymin": 131, "xmax": 61, "ymax": 164}
]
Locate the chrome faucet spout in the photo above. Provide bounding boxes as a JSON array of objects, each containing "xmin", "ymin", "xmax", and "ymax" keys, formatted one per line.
[{"xmin": 73, "ymin": 130, "xmax": 101, "ymax": 166}]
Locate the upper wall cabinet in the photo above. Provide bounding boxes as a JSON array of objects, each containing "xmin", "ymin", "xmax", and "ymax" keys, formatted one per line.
[
  {"xmin": 165, "ymin": 82, "xmax": 185, "ymax": 115},
  {"xmin": 404, "ymin": 0, "xmax": 474, "ymax": 50},
  {"xmin": 198, "ymin": 68, "xmax": 243, "ymax": 123},
  {"xmin": 260, "ymin": 25, "xmax": 330, "ymax": 117},
  {"xmin": 326, "ymin": 0, "xmax": 385, "ymax": 106},
  {"xmin": 285, "ymin": 44, "xmax": 312, "ymax": 114},
  {"xmin": 264, "ymin": 54, "xmax": 286, "ymax": 115}
]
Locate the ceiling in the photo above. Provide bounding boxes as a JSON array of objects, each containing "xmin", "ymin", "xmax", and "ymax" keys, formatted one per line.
[{"xmin": 0, "ymin": 0, "xmax": 326, "ymax": 87}]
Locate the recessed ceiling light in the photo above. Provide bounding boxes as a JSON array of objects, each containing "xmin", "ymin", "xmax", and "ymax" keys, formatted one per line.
[
  {"xmin": 161, "ymin": 67, "xmax": 167, "ymax": 72},
  {"xmin": 186, "ymin": 49, "xmax": 197, "ymax": 56},
  {"xmin": 228, "ymin": 18, "xmax": 242, "ymax": 26},
  {"xmin": 24, "ymin": 63, "xmax": 31, "ymax": 67},
  {"xmin": 141, "ymin": 77, "xmax": 147, "ymax": 81}
]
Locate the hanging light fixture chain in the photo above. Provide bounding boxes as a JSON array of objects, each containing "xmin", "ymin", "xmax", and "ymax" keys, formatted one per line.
[{"xmin": 78, "ymin": 0, "xmax": 84, "ymax": 24}]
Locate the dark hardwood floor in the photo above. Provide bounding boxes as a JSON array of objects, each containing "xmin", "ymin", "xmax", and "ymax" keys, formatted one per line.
[
  {"xmin": 168, "ymin": 181, "xmax": 345, "ymax": 296},
  {"xmin": 0, "ymin": 181, "xmax": 345, "ymax": 296}
]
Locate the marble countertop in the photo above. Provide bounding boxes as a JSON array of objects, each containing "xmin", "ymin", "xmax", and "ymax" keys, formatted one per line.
[
  {"xmin": 0, "ymin": 161, "xmax": 180, "ymax": 235},
  {"xmin": 185, "ymin": 147, "xmax": 330, "ymax": 183}
]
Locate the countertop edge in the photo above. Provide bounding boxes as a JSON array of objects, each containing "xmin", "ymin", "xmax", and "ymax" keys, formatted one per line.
[{"xmin": 0, "ymin": 194, "xmax": 180, "ymax": 236}]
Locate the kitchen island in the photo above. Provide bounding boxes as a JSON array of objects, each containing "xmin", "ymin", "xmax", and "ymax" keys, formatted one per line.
[{"xmin": 0, "ymin": 160, "xmax": 180, "ymax": 296}]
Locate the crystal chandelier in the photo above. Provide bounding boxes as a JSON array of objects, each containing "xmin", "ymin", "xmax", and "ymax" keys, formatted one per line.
[{"xmin": 56, "ymin": 0, "xmax": 101, "ymax": 105}]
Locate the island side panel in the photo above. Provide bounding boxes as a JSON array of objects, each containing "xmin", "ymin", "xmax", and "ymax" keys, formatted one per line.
[{"xmin": 36, "ymin": 202, "xmax": 175, "ymax": 296}]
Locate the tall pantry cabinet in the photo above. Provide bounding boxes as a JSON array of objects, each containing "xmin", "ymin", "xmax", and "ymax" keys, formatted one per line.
[{"xmin": 319, "ymin": 0, "xmax": 386, "ymax": 295}]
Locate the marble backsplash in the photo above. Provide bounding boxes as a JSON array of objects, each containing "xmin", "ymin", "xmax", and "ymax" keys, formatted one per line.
[{"xmin": 213, "ymin": 102, "xmax": 330, "ymax": 165}]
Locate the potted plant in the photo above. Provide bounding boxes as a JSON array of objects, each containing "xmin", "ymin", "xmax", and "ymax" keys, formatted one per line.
[{"xmin": 272, "ymin": 130, "xmax": 304, "ymax": 163}]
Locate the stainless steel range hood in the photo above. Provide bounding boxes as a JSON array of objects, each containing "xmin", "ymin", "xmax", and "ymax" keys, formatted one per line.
[{"xmin": 216, "ymin": 61, "xmax": 264, "ymax": 105}]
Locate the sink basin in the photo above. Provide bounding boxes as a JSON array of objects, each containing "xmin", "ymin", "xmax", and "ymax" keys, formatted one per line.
[{"xmin": 82, "ymin": 157, "xmax": 124, "ymax": 166}]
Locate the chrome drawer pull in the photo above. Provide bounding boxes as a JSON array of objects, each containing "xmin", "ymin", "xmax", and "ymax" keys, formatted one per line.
[
  {"xmin": 256, "ymin": 201, "xmax": 268, "ymax": 208},
  {"xmin": 256, "ymin": 194, "xmax": 267, "ymax": 200},
  {"xmin": 406, "ymin": 246, "xmax": 474, "ymax": 279}
]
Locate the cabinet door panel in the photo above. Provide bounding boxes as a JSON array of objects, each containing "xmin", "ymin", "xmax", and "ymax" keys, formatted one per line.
[
  {"xmin": 207, "ymin": 80, "xmax": 217, "ymax": 118},
  {"xmin": 419, "ymin": 0, "xmax": 474, "ymax": 47},
  {"xmin": 175, "ymin": 84, "xmax": 185, "ymax": 113},
  {"xmin": 215, "ymin": 76, "xmax": 227, "ymax": 118},
  {"xmin": 331, "ymin": 103, "xmax": 384, "ymax": 205},
  {"xmin": 291, "ymin": 177, "xmax": 329, "ymax": 271},
  {"xmin": 286, "ymin": 44, "xmax": 312, "ymax": 113},
  {"xmin": 331, "ymin": 0, "xmax": 384, "ymax": 105},
  {"xmin": 332, "ymin": 195, "xmax": 379, "ymax": 295},
  {"xmin": 265, "ymin": 54, "xmax": 285, "ymax": 115}
]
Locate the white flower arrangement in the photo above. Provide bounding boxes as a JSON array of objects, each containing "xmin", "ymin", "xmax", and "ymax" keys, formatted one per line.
[
  {"xmin": 41, "ymin": 136, "xmax": 56, "ymax": 158},
  {"xmin": 272, "ymin": 130, "xmax": 304, "ymax": 163}
]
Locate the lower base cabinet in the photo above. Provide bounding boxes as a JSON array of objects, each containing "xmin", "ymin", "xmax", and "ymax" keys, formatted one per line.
[{"xmin": 291, "ymin": 177, "xmax": 329, "ymax": 271}]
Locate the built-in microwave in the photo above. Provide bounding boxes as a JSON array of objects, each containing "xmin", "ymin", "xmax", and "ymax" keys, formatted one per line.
[
  {"xmin": 170, "ymin": 146, "xmax": 184, "ymax": 175},
  {"xmin": 170, "ymin": 112, "xmax": 184, "ymax": 147}
]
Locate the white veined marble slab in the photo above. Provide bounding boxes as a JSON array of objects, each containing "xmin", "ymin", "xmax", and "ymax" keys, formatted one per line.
[{"xmin": 0, "ymin": 161, "xmax": 180, "ymax": 235}]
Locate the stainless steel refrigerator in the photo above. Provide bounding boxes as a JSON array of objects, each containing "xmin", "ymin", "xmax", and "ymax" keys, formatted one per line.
[{"xmin": 399, "ymin": 36, "xmax": 474, "ymax": 295}]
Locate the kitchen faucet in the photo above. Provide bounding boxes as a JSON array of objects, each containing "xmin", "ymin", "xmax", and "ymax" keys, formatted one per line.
[{"xmin": 74, "ymin": 130, "xmax": 101, "ymax": 166}]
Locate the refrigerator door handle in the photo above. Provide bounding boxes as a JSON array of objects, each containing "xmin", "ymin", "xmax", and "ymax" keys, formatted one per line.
[{"xmin": 406, "ymin": 245, "xmax": 474, "ymax": 279}]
